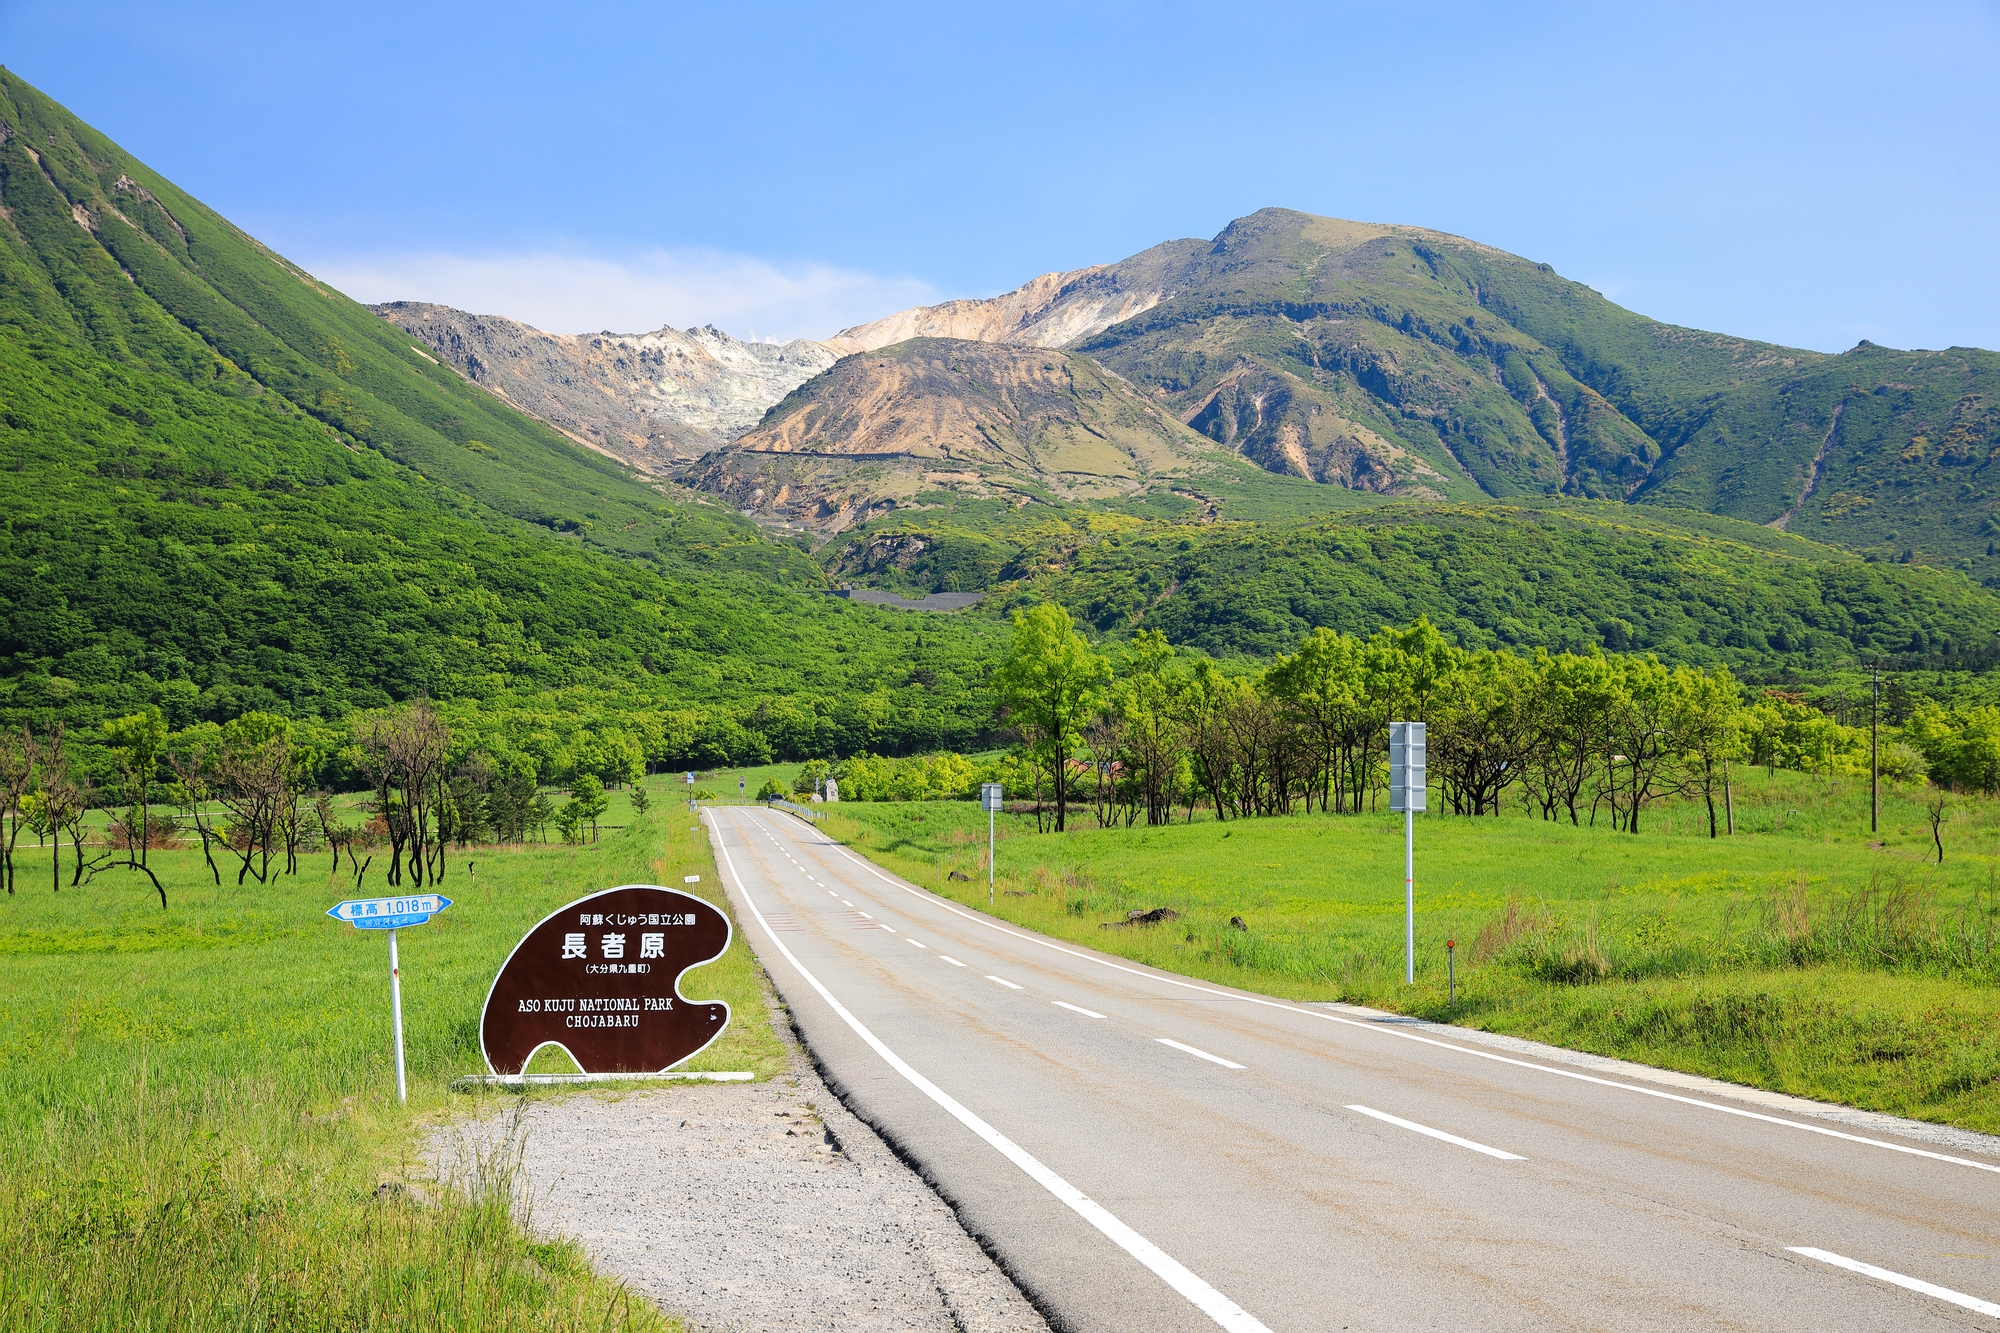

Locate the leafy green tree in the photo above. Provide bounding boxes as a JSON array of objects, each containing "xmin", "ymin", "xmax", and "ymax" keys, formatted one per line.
[
  {"xmin": 1904, "ymin": 702, "xmax": 2000, "ymax": 792},
  {"xmin": 102, "ymin": 707, "xmax": 168, "ymax": 864},
  {"xmin": 529, "ymin": 791, "xmax": 557, "ymax": 843},
  {"xmin": 1428, "ymin": 650, "xmax": 1537, "ymax": 816},
  {"xmin": 628, "ymin": 785, "xmax": 651, "ymax": 815},
  {"xmin": 570, "ymin": 774, "xmax": 609, "ymax": 841},
  {"xmin": 990, "ymin": 605, "xmax": 1109, "ymax": 832},
  {"xmin": 756, "ymin": 778, "xmax": 785, "ymax": 801},
  {"xmin": 1671, "ymin": 665, "xmax": 1744, "ymax": 837},
  {"xmin": 792, "ymin": 758, "xmax": 831, "ymax": 796}
]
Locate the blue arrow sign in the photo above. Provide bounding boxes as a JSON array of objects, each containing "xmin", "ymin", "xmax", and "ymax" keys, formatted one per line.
[{"xmin": 327, "ymin": 894, "xmax": 452, "ymax": 930}]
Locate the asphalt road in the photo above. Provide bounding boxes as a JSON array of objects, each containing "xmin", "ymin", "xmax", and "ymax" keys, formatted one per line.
[{"xmin": 704, "ymin": 806, "xmax": 2000, "ymax": 1332}]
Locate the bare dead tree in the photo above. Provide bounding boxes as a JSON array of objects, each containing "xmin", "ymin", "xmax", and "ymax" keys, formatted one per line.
[
  {"xmin": 353, "ymin": 701, "xmax": 450, "ymax": 888},
  {"xmin": 0, "ymin": 729, "xmax": 33, "ymax": 895},
  {"xmin": 23, "ymin": 726, "xmax": 81, "ymax": 894},
  {"xmin": 168, "ymin": 748, "xmax": 223, "ymax": 886}
]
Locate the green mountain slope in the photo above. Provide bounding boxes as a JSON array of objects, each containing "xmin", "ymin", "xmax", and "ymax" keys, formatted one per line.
[
  {"xmin": 0, "ymin": 71, "xmax": 1003, "ymax": 750},
  {"xmin": 0, "ymin": 69, "xmax": 815, "ymax": 581}
]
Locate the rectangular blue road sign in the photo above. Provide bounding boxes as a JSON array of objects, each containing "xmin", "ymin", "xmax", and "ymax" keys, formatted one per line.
[{"xmin": 328, "ymin": 894, "xmax": 452, "ymax": 930}]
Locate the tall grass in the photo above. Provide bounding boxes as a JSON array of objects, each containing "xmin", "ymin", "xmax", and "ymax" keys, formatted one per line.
[
  {"xmin": 0, "ymin": 784, "xmax": 778, "ymax": 1330},
  {"xmin": 832, "ymin": 768, "xmax": 2000, "ymax": 1132}
]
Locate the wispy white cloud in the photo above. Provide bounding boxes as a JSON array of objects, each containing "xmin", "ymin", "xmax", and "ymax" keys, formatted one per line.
[{"xmin": 303, "ymin": 248, "xmax": 943, "ymax": 342}]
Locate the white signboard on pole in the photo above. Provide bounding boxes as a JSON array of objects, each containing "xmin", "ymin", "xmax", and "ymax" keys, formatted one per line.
[
  {"xmin": 980, "ymin": 782, "xmax": 1003, "ymax": 906},
  {"xmin": 1389, "ymin": 721, "xmax": 1424, "ymax": 985}
]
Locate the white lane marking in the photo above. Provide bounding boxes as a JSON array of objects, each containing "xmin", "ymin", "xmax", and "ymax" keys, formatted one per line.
[
  {"xmin": 841, "ymin": 900, "xmax": 854, "ymax": 906},
  {"xmin": 829, "ymin": 891, "xmax": 840, "ymax": 897},
  {"xmin": 856, "ymin": 910, "xmax": 873, "ymax": 919},
  {"xmin": 807, "ymin": 823, "xmax": 2000, "ymax": 1176},
  {"xmin": 938, "ymin": 955, "xmax": 967, "ymax": 967},
  {"xmin": 907, "ymin": 938, "xmax": 927, "ymax": 949},
  {"xmin": 1346, "ymin": 1105, "xmax": 1526, "ymax": 1161},
  {"xmin": 1054, "ymin": 1001, "xmax": 1107, "ymax": 1019},
  {"xmin": 1786, "ymin": 1248, "xmax": 2000, "ymax": 1318},
  {"xmin": 710, "ymin": 812, "xmax": 1273, "ymax": 1333},
  {"xmin": 986, "ymin": 975, "xmax": 1024, "ymax": 990},
  {"xmin": 1157, "ymin": 1038, "xmax": 1245, "ymax": 1070}
]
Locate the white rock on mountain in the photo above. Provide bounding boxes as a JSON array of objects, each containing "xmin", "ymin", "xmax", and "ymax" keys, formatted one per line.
[
  {"xmin": 822, "ymin": 249, "xmax": 1191, "ymax": 356},
  {"xmin": 371, "ymin": 301, "xmax": 839, "ymax": 470}
]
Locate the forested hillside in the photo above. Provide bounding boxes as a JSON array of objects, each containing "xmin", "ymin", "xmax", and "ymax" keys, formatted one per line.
[
  {"xmin": 830, "ymin": 498, "xmax": 2000, "ymax": 663},
  {"xmin": 0, "ymin": 71, "xmax": 1002, "ymax": 754}
]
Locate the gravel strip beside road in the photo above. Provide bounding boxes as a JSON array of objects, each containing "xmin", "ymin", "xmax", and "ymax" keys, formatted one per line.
[{"xmin": 440, "ymin": 1003, "xmax": 1050, "ymax": 1333}]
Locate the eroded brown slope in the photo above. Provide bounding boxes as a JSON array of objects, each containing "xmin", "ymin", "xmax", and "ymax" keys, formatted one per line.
[{"xmin": 679, "ymin": 338, "xmax": 1223, "ymax": 530}]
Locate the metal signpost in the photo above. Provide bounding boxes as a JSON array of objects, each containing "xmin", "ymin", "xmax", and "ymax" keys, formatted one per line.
[
  {"xmin": 1389, "ymin": 721, "xmax": 1425, "ymax": 985},
  {"xmin": 980, "ymin": 782, "xmax": 1004, "ymax": 906},
  {"xmin": 326, "ymin": 893, "xmax": 453, "ymax": 1104}
]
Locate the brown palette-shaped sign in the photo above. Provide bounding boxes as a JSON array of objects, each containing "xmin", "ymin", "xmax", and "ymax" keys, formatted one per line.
[{"xmin": 479, "ymin": 884, "xmax": 731, "ymax": 1075}]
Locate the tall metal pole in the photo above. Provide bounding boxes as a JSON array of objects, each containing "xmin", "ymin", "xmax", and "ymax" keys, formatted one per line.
[
  {"xmin": 388, "ymin": 927, "xmax": 407, "ymax": 1105},
  {"xmin": 988, "ymin": 804, "xmax": 995, "ymax": 909},
  {"xmin": 1404, "ymin": 808, "xmax": 1414, "ymax": 985},
  {"xmin": 1870, "ymin": 660, "xmax": 1880, "ymax": 835}
]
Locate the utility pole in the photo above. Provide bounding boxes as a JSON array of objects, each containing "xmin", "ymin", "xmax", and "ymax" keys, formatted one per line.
[
  {"xmin": 1389, "ymin": 721, "xmax": 1425, "ymax": 985},
  {"xmin": 1870, "ymin": 658, "xmax": 1880, "ymax": 836}
]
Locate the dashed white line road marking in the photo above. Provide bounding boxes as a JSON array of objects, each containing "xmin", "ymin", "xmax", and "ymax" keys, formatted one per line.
[
  {"xmin": 856, "ymin": 910, "xmax": 873, "ymax": 919},
  {"xmin": 986, "ymin": 975, "xmax": 1025, "ymax": 990},
  {"xmin": 712, "ymin": 812, "xmax": 1275, "ymax": 1333},
  {"xmin": 907, "ymin": 938, "xmax": 927, "ymax": 949},
  {"xmin": 841, "ymin": 900, "xmax": 854, "ymax": 906},
  {"xmin": 1786, "ymin": 1248, "xmax": 2000, "ymax": 1317},
  {"xmin": 938, "ymin": 955, "xmax": 967, "ymax": 967},
  {"xmin": 1157, "ymin": 1038, "xmax": 1245, "ymax": 1070},
  {"xmin": 882, "ymin": 925, "xmax": 897, "ymax": 934},
  {"xmin": 1346, "ymin": 1105, "xmax": 1526, "ymax": 1161},
  {"xmin": 1054, "ymin": 1001, "xmax": 1107, "ymax": 1019}
]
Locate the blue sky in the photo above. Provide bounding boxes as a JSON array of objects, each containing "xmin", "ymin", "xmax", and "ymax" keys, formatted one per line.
[{"xmin": 5, "ymin": 1, "xmax": 1997, "ymax": 349}]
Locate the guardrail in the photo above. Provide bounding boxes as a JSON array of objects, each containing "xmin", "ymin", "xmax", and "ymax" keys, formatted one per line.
[{"xmin": 765, "ymin": 797, "xmax": 825, "ymax": 823}]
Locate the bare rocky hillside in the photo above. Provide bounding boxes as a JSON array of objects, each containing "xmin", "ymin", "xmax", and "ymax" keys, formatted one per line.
[
  {"xmin": 823, "ymin": 239, "xmax": 1206, "ymax": 355},
  {"xmin": 679, "ymin": 338, "xmax": 1223, "ymax": 530},
  {"xmin": 372, "ymin": 302, "xmax": 838, "ymax": 469}
]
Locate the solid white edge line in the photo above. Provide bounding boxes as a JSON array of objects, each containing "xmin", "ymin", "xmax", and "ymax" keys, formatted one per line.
[
  {"xmin": 809, "ymin": 831, "xmax": 2000, "ymax": 1176},
  {"xmin": 987, "ymin": 974, "xmax": 1024, "ymax": 990},
  {"xmin": 1346, "ymin": 1104, "xmax": 1526, "ymax": 1161},
  {"xmin": 938, "ymin": 955, "xmax": 967, "ymax": 967},
  {"xmin": 710, "ymin": 810, "xmax": 1273, "ymax": 1333},
  {"xmin": 1786, "ymin": 1248, "xmax": 2000, "ymax": 1318},
  {"xmin": 1157, "ymin": 1038, "xmax": 1246, "ymax": 1070},
  {"xmin": 1054, "ymin": 1001, "xmax": 1107, "ymax": 1019}
]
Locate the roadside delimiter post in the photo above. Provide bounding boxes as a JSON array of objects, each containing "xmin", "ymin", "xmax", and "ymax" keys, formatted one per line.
[{"xmin": 1389, "ymin": 721, "xmax": 1425, "ymax": 985}]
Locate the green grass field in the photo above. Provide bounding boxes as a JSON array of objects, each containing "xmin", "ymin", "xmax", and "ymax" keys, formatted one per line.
[
  {"xmin": 0, "ymin": 791, "xmax": 780, "ymax": 1331},
  {"xmin": 834, "ymin": 768, "xmax": 2000, "ymax": 1134}
]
